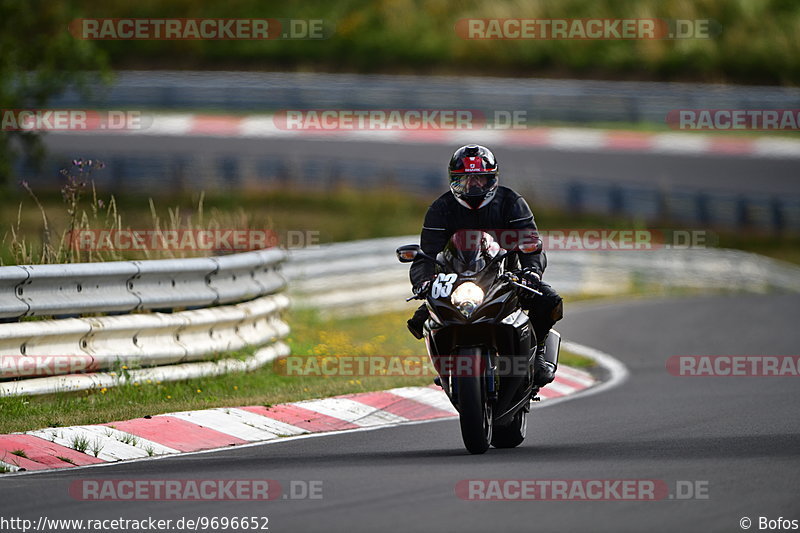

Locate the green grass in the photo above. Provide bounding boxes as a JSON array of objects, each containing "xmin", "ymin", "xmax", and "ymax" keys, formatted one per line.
[
  {"xmin": 70, "ymin": 434, "xmax": 89, "ymax": 453},
  {"xmin": 717, "ymin": 233, "xmax": 800, "ymax": 266},
  {"xmin": 88, "ymin": 438, "xmax": 104, "ymax": 457}
]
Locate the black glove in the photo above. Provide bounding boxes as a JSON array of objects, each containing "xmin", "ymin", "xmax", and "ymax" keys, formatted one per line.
[
  {"xmin": 519, "ymin": 268, "xmax": 542, "ymax": 289},
  {"xmin": 413, "ymin": 279, "xmax": 432, "ymax": 296}
]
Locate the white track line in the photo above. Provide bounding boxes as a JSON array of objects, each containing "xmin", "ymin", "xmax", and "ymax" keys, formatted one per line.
[
  {"xmin": 561, "ymin": 340, "xmax": 630, "ymax": 401},
  {"xmin": 387, "ymin": 386, "xmax": 458, "ymax": 414},
  {"xmin": 295, "ymin": 397, "xmax": 409, "ymax": 427},
  {"xmin": 165, "ymin": 410, "xmax": 284, "ymax": 442},
  {"xmin": 557, "ymin": 366, "xmax": 597, "ymax": 388}
]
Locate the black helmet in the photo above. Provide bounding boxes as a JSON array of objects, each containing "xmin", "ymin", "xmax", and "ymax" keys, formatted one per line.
[{"xmin": 448, "ymin": 144, "xmax": 499, "ymax": 209}]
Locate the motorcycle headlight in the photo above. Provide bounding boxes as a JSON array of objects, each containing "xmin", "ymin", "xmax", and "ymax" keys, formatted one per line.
[{"xmin": 450, "ymin": 282, "xmax": 485, "ymax": 318}]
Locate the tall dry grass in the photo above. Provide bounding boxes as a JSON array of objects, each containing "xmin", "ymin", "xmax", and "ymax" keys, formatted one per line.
[{"xmin": 3, "ymin": 159, "xmax": 268, "ymax": 265}]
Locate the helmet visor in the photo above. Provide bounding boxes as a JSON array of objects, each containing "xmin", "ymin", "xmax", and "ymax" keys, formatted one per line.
[{"xmin": 450, "ymin": 173, "xmax": 497, "ymax": 197}]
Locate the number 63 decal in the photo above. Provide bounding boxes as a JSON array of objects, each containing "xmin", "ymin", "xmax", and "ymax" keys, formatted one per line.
[{"xmin": 431, "ymin": 273, "xmax": 457, "ymax": 298}]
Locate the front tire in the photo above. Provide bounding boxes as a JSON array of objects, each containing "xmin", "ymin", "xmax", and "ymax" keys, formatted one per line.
[
  {"xmin": 491, "ymin": 402, "xmax": 528, "ymax": 448},
  {"xmin": 455, "ymin": 348, "xmax": 491, "ymax": 455}
]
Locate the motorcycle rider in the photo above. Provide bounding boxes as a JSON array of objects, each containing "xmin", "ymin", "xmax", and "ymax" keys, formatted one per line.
[{"xmin": 407, "ymin": 144, "xmax": 563, "ymax": 387}]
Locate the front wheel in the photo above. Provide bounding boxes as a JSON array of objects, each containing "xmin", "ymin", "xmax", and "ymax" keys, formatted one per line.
[
  {"xmin": 455, "ymin": 347, "xmax": 491, "ymax": 455},
  {"xmin": 491, "ymin": 402, "xmax": 528, "ymax": 449}
]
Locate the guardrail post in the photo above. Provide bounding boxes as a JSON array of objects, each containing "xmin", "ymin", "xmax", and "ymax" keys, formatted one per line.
[
  {"xmin": 567, "ymin": 182, "xmax": 583, "ymax": 213},
  {"xmin": 771, "ymin": 198, "xmax": 785, "ymax": 234}
]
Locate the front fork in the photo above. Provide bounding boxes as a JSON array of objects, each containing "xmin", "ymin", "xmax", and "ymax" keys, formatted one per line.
[
  {"xmin": 424, "ymin": 320, "xmax": 505, "ymax": 406},
  {"xmin": 485, "ymin": 349, "xmax": 499, "ymax": 401},
  {"xmin": 433, "ymin": 348, "xmax": 497, "ymax": 406}
]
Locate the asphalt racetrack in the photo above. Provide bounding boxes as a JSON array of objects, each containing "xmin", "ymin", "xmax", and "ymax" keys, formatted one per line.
[
  {"xmin": 2, "ymin": 293, "xmax": 798, "ymax": 533},
  {"xmin": 41, "ymin": 132, "xmax": 800, "ymax": 197}
]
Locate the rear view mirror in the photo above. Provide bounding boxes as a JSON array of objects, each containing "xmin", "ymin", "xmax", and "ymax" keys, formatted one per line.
[{"xmin": 396, "ymin": 244, "xmax": 422, "ymax": 262}]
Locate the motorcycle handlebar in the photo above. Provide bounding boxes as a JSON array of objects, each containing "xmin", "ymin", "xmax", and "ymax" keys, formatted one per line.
[
  {"xmin": 405, "ymin": 270, "xmax": 541, "ymax": 300},
  {"xmin": 499, "ymin": 271, "xmax": 541, "ymax": 295},
  {"xmin": 506, "ymin": 278, "xmax": 543, "ymax": 296}
]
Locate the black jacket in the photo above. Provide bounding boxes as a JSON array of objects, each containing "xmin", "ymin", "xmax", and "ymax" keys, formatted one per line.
[{"xmin": 410, "ymin": 186, "xmax": 546, "ymax": 287}]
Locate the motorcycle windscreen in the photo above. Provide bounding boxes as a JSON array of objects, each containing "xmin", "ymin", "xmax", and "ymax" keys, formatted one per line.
[{"xmin": 442, "ymin": 230, "xmax": 501, "ymax": 275}]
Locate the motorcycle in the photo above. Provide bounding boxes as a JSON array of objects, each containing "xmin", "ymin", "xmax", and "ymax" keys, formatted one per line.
[{"xmin": 397, "ymin": 230, "xmax": 560, "ymax": 454}]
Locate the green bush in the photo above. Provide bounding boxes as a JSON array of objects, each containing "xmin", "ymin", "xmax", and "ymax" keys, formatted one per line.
[{"xmin": 71, "ymin": 0, "xmax": 800, "ymax": 84}]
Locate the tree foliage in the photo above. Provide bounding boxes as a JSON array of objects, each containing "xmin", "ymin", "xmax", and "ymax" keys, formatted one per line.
[{"xmin": 0, "ymin": 0, "xmax": 109, "ymax": 185}]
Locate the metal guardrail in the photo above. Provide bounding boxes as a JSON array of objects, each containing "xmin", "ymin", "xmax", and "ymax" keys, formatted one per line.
[
  {"xmin": 0, "ymin": 342, "xmax": 290, "ymax": 398},
  {"xmin": 0, "ymin": 248, "xmax": 290, "ymax": 396},
  {"xmin": 286, "ymin": 236, "xmax": 800, "ymax": 316},
  {"xmin": 53, "ymin": 71, "xmax": 800, "ymax": 124},
  {"xmin": 4, "ymin": 234, "xmax": 799, "ymax": 395},
  {"xmin": 1, "ymin": 248, "xmax": 286, "ymax": 319},
  {"xmin": 0, "ymin": 294, "xmax": 289, "ymax": 372}
]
